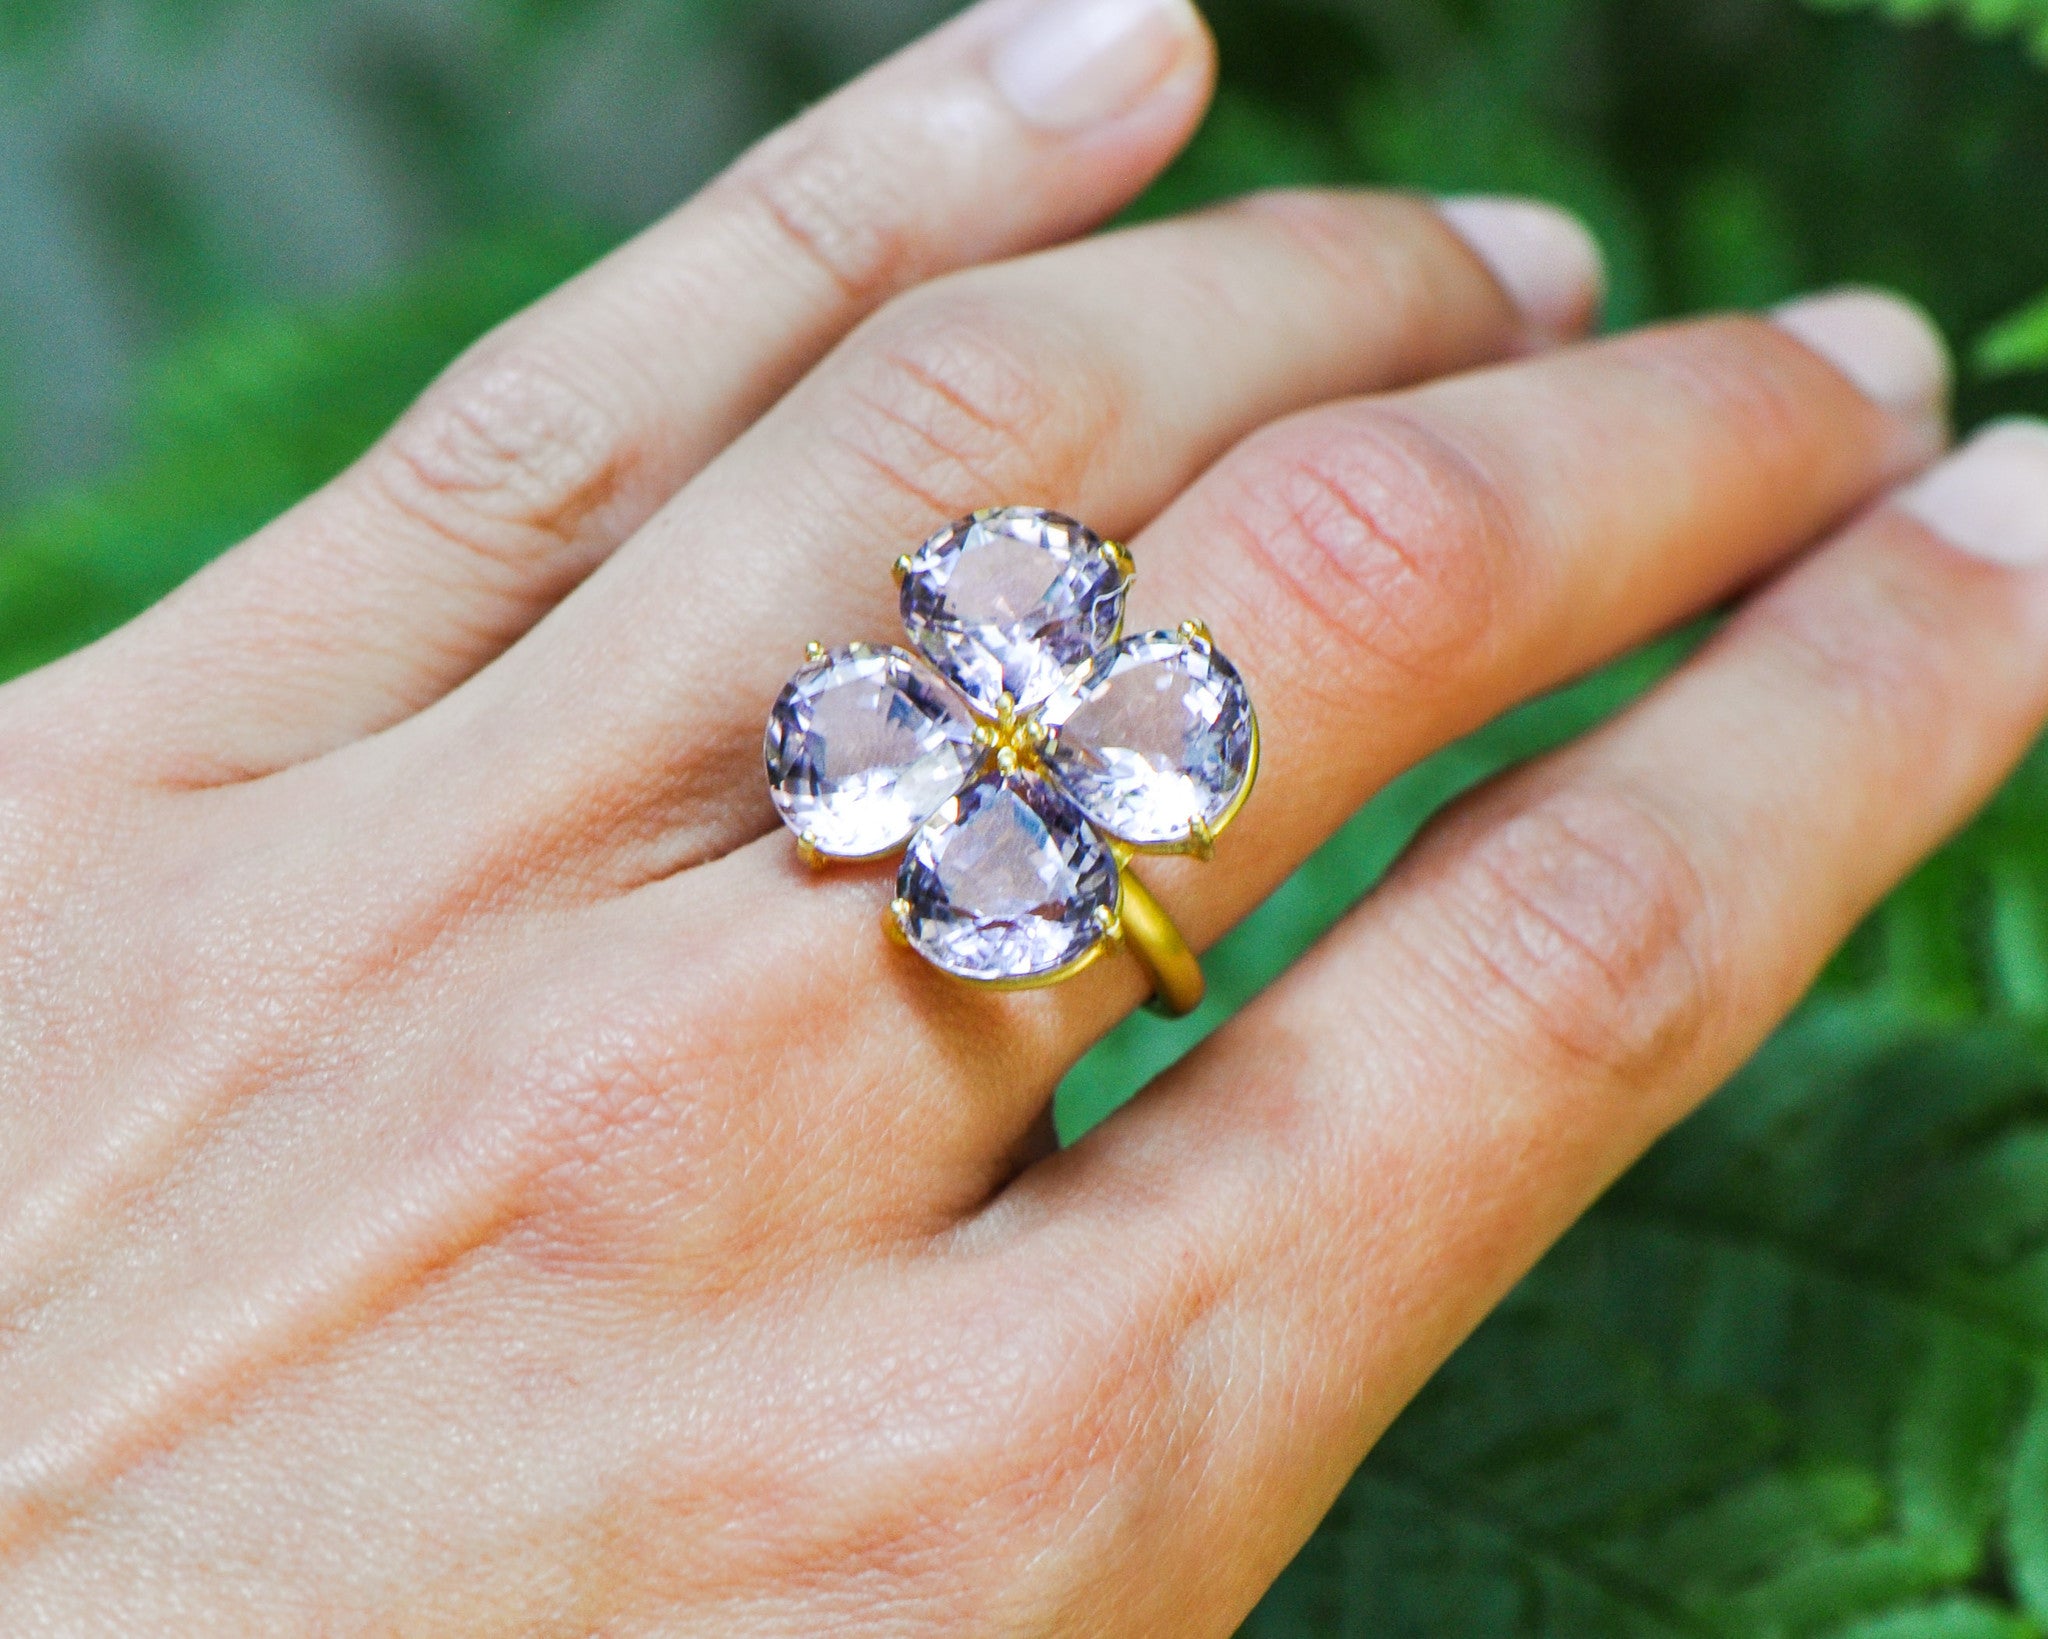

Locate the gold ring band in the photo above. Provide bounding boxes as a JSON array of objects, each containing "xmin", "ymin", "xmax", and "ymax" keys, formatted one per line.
[{"xmin": 1116, "ymin": 863, "xmax": 1205, "ymax": 1018}]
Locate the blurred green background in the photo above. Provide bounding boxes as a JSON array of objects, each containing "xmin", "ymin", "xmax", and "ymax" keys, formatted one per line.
[{"xmin": 13, "ymin": 0, "xmax": 2048, "ymax": 1631}]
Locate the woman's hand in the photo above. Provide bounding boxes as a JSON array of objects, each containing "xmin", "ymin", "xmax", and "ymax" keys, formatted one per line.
[{"xmin": 2, "ymin": 0, "xmax": 2042, "ymax": 1630}]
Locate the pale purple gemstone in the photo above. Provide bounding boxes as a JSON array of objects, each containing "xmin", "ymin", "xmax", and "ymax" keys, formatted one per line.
[
  {"xmin": 765, "ymin": 645, "xmax": 980, "ymax": 859},
  {"xmin": 898, "ymin": 507, "xmax": 1129, "ymax": 715},
  {"xmin": 1040, "ymin": 631, "xmax": 1255, "ymax": 847},
  {"xmin": 896, "ymin": 772, "xmax": 1117, "ymax": 982}
]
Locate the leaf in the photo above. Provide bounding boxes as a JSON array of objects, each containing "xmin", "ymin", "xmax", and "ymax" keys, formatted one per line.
[
  {"xmin": 1801, "ymin": 0, "xmax": 2048, "ymax": 60},
  {"xmin": 0, "ymin": 221, "xmax": 605, "ymax": 680},
  {"xmin": 1825, "ymin": 1601, "xmax": 2037, "ymax": 1639},
  {"xmin": 2005, "ymin": 1373, "xmax": 2048, "ymax": 1620},
  {"xmin": 9, "ymin": 2, "xmax": 2048, "ymax": 1635},
  {"xmin": 1242, "ymin": 1010, "xmax": 2048, "ymax": 1634},
  {"xmin": 1976, "ymin": 291, "xmax": 2048, "ymax": 379}
]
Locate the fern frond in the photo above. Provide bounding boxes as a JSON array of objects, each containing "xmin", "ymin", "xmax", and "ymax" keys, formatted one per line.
[
  {"xmin": 1803, "ymin": 0, "xmax": 2048, "ymax": 60},
  {"xmin": 1976, "ymin": 292, "xmax": 2048, "ymax": 378},
  {"xmin": 1246, "ymin": 1012, "xmax": 2048, "ymax": 1634},
  {"xmin": 0, "ymin": 223, "xmax": 602, "ymax": 680}
]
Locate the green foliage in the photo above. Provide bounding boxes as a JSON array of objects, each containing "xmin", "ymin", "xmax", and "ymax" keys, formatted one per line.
[
  {"xmin": 1059, "ymin": 1, "xmax": 2048, "ymax": 1630},
  {"xmin": 1805, "ymin": 0, "xmax": 2048, "ymax": 63},
  {"xmin": 1978, "ymin": 291, "xmax": 2048, "ymax": 378},
  {"xmin": 1239, "ymin": 993, "xmax": 2048, "ymax": 1635},
  {"xmin": 8, "ymin": 0, "xmax": 2048, "ymax": 1633},
  {"xmin": 1791, "ymin": 0, "xmax": 2048, "ymax": 374},
  {"xmin": 0, "ymin": 223, "xmax": 601, "ymax": 678}
]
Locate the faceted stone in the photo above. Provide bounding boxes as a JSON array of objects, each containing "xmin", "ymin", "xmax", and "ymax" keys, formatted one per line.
[
  {"xmin": 1041, "ymin": 631, "xmax": 1255, "ymax": 847},
  {"xmin": 897, "ymin": 771, "xmax": 1118, "ymax": 983},
  {"xmin": 899, "ymin": 507, "xmax": 1129, "ymax": 715},
  {"xmin": 765, "ymin": 645, "xmax": 981, "ymax": 859}
]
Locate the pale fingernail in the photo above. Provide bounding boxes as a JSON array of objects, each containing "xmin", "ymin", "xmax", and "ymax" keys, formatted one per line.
[
  {"xmin": 1773, "ymin": 289, "xmax": 1952, "ymax": 433},
  {"xmin": 1436, "ymin": 196, "xmax": 1606, "ymax": 343},
  {"xmin": 990, "ymin": 0, "xmax": 1208, "ymax": 133},
  {"xmin": 1895, "ymin": 419, "xmax": 2048, "ymax": 568}
]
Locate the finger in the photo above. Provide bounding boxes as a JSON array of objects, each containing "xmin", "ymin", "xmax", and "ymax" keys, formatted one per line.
[
  {"xmin": 1113, "ymin": 289, "xmax": 1951, "ymax": 946},
  {"xmin": 1005, "ymin": 421, "xmax": 2048, "ymax": 1631},
  {"xmin": 66, "ymin": 0, "xmax": 1218, "ymax": 783},
  {"xmin": 388, "ymin": 186, "xmax": 1599, "ymax": 885},
  {"xmin": 0, "ymin": 184, "xmax": 1600, "ymax": 1472},
  {"xmin": 675, "ymin": 290, "xmax": 1946, "ymax": 1218}
]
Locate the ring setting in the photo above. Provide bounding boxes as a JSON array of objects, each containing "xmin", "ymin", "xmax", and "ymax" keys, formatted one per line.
[{"xmin": 763, "ymin": 507, "xmax": 1258, "ymax": 1017}]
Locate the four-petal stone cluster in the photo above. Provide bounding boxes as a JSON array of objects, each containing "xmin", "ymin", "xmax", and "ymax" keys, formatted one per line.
[{"xmin": 765, "ymin": 507, "xmax": 1257, "ymax": 987}]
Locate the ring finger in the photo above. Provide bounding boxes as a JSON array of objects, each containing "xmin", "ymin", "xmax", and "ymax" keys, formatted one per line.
[{"xmin": 668, "ymin": 289, "xmax": 1949, "ymax": 1219}]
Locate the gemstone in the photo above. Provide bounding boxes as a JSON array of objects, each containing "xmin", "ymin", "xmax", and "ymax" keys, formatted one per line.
[
  {"xmin": 897, "ymin": 771, "xmax": 1118, "ymax": 982},
  {"xmin": 765, "ymin": 645, "xmax": 982, "ymax": 859},
  {"xmin": 899, "ymin": 507, "xmax": 1129, "ymax": 715},
  {"xmin": 1040, "ymin": 631, "xmax": 1256, "ymax": 847}
]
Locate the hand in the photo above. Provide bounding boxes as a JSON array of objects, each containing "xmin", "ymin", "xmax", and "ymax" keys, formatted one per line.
[{"xmin": 3, "ymin": 0, "xmax": 2043, "ymax": 1630}]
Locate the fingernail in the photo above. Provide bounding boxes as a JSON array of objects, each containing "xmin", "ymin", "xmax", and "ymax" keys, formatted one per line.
[
  {"xmin": 1773, "ymin": 289, "xmax": 1952, "ymax": 433},
  {"xmin": 990, "ymin": 0, "xmax": 1207, "ymax": 133},
  {"xmin": 1895, "ymin": 419, "xmax": 2048, "ymax": 568},
  {"xmin": 1436, "ymin": 196, "xmax": 1606, "ymax": 343}
]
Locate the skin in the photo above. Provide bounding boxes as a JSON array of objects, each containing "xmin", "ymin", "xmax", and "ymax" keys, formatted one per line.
[{"xmin": 2, "ymin": 2, "xmax": 2045, "ymax": 1632}]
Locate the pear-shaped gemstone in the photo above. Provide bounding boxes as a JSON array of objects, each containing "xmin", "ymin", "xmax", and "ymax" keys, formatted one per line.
[
  {"xmin": 765, "ymin": 645, "xmax": 981, "ymax": 859},
  {"xmin": 1041, "ymin": 631, "xmax": 1255, "ymax": 848},
  {"xmin": 896, "ymin": 772, "xmax": 1118, "ymax": 982},
  {"xmin": 899, "ymin": 507, "xmax": 1128, "ymax": 715}
]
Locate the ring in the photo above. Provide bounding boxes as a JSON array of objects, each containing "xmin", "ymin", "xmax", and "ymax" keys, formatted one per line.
[{"xmin": 763, "ymin": 507, "xmax": 1258, "ymax": 1019}]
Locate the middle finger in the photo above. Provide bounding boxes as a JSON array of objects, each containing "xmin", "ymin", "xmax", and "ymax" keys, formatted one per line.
[{"xmin": 338, "ymin": 189, "xmax": 1585, "ymax": 888}]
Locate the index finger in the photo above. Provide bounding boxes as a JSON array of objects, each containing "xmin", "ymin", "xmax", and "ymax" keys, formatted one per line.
[{"xmin": 75, "ymin": 0, "xmax": 1218, "ymax": 782}]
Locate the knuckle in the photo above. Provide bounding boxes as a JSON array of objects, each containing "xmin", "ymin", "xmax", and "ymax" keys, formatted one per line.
[
  {"xmin": 1210, "ymin": 407, "xmax": 1513, "ymax": 696},
  {"xmin": 1622, "ymin": 315, "xmax": 1825, "ymax": 477},
  {"xmin": 1744, "ymin": 559, "xmax": 1948, "ymax": 753},
  {"xmin": 828, "ymin": 292, "xmax": 1111, "ymax": 513},
  {"xmin": 0, "ymin": 716, "xmax": 124, "ymax": 888},
  {"xmin": 720, "ymin": 119, "xmax": 919, "ymax": 306},
  {"xmin": 877, "ymin": 1278, "xmax": 1163, "ymax": 1556},
  {"xmin": 1426, "ymin": 783, "xmax": 1719, "ymax": 1079},
  {"xmin": 487, "ymin": 957, "xmax": 837, "ymax": 1281},
  {"xmin": 1229, "ymin": 187, "xmax": 1421, "ymax": 297},
  {"xmin": 368, "ymin": 348, "xmax": 639, "ymax": 582},
  {"xmin": 502, "ymin": 998, "xmax": 723, "ymax": 1218}
]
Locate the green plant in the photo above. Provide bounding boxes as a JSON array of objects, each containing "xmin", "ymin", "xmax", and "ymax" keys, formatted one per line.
[
  {"xmin": 0, "ymin": 224, "xmax": 602, "ymax": 679},
  {"xmin": 1799, "ymin": 0, "xmax": 2048, "ymax": 376},
  {"xmin": 10, "ymin": 0, "xmax": 2048, "ymax": 1632},
  {"xmin": 1090, "ymin": 2, "xmax": 2048, "ymax": 1629},
  {"xmin": 1807, "ymin": 0, "xmax": 2048, "ymax": 63}
]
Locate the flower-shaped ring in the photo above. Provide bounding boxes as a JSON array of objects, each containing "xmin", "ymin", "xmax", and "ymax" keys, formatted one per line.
[{"xmin": 763, "ymin": 507, "xmax": 1258, "ymax": 1017}]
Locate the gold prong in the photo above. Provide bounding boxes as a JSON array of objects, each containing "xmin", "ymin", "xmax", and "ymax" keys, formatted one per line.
[
  {"xmin": 996, "ymin": 746, "xmax": 1019, "ymax": 775},
  {"xmin": 1093, "ymin": 905, "xmax": 1124, "ymax": 950},
  {"xmin": 974, "ymin": 723, "xmax": 998, "ymax": 749},
  {"xmin": 1179, "ymin": 618, "xmax": 1212, "ymax": 647},
  {"xmin": 1105, "ymin": 539, "xmax": 1136, "ymax": 580},
  {"xmin": 892, "ymin": 554, "xmax": 914, "ymax": 586},
  {"xmin": 885, "ymin": 899, "xmax": 914, "ymax": 947},
  {"xmin": 1187, "ymin": 817, "xmax": 1215, "ymax": 863},
  {"xmin": 797, "ymin": 834, "xmax": 828, "ymax": 871},
  {"xmin": 995, "ymin": 692, "xmax": 1018, "ymax": 731},
  {"xmin": 805, "ymin": 640, "xmax": 827, "ymax": 663}
]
